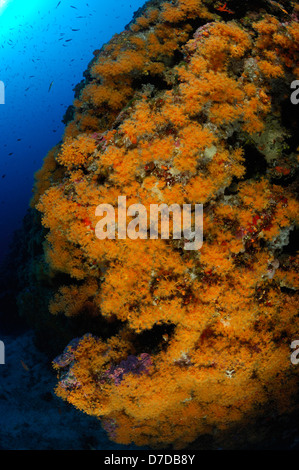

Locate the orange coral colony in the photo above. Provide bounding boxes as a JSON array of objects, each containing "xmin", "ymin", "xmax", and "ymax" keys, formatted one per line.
[{"xmin": 27, "ymin": 0, "xmax": 299, "ymax": 450}]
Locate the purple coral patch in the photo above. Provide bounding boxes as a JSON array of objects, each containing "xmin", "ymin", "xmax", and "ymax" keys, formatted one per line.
[
  {"xmin": 52, "ymin": 337, "xmax": 81, "ymax": 368},
  {"xmin": 102, "ymin": 353, "xmax": 152, "ymax": 385}
]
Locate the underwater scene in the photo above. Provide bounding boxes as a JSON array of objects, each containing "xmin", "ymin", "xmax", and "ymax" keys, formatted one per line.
[{"xmin": 0, "ymin": 0, "xmax": 298, "ymax": 452}]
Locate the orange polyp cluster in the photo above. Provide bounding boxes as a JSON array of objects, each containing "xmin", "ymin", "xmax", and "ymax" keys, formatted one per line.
[
  {"xmin": 161, "ymin": 0, "xmax": 212, "ymax": 23},
  {"xmin": 30, "ymin": 145, "xmax": 65, "ymax": 208},
  {"xmin": 28, "ymin": 0, "xmax": 299, "ymax": 449},
  {"xmin": 57, "ymin": 134, "xmax": 97, "ymax": 170},
  {"xmin": 253, "ymin": 16, "xmax": 299, "ymax": 76}
]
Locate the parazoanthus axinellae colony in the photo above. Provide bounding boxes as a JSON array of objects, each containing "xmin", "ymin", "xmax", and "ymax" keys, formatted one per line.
[{"xmin": 28, "ymin": 0, "xmax": 299, "ymax": 449}]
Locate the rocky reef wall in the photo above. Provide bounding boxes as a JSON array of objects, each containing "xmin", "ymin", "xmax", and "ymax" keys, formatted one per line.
[{"xmin": 17, "ymin": 0, "xmax": 299, "ymax": 449}]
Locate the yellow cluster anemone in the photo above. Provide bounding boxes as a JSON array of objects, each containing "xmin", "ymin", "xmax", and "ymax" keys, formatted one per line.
[{"xmin": 27, "ymin": 0, "xmax": 299, "ymax": 450}]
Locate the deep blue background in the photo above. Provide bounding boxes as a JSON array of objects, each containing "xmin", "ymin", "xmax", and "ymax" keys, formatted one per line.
[{"xmin": 0, "ymin": 0, "xmax": 145, "ymax": 265}]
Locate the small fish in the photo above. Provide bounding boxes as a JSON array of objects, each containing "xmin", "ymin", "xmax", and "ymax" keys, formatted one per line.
[
  {"xmin": 48, "ymin": 80, "xmax": 54, "ymax": 92},
  {"xmin": 266, "ymin": 0, "xmax": 291, "ymax": 16},
  {"xmin": 21, "ymin": 360, "xmax": 29, "ymax": 371},
  {"xmin": 216, "ymin": 2, "xmax": 234, "ymax": 14},
  {"xmin": 56, "ymin": 1, "xmax": 61, "ymax": 7}
]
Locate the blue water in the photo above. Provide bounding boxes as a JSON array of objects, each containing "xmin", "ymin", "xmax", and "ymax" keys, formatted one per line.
[{"xmin": 0, "ymin": 0, "xmax": 145, "ymax": 265}]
